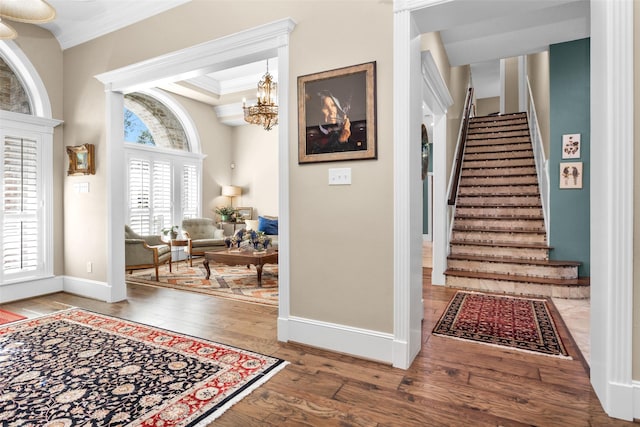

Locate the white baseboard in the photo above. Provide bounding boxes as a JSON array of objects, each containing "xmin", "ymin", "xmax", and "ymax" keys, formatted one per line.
[
  {"xmin": 279, "ymin": 316, "xmax": 394, "ymax": 364},
  {"xmin": 62, "ymin": 276, "xmax": 111, "ymax": 302},
  {"xmin": 633, "ymin": 381, "xmax": 640, "ymax": 420},
  {"xmin": 0, "ymin": 276, "xmax": 63, "ymax": 303}
]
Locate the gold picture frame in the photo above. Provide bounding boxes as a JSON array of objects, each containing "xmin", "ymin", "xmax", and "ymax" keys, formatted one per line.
[
  {"xmin": 66, "ymin": 144, "xmax": 95, "ymax": 175},
  {"xmin": 235, "ymin": 207, "xmax": 253, "ymax": 221},
  {"xmin": 298, "ymin": 61, "xmax": 377, "ymax": 164}
]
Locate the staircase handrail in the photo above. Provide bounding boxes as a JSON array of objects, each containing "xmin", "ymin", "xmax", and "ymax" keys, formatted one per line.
[
  {"xmin": 447, "ymin": 87, "xmax": 474, "ymax": 205},
  {"xmin": 526, "ymin": 77, "xmax": 550, "ymax": 236}
]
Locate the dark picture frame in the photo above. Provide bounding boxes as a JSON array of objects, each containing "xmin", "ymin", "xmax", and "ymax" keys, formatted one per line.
[
  {"xmin": 66, "ymin": 143, "xmax": 95, "ymax": 175},
  {"xmin": 298, "ymin": 62, "xmax": 377, "ymax": 164}
]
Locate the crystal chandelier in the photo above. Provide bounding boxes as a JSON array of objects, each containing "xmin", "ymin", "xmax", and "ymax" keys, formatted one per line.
[{"xmin": 243, "ymin": 60, "xmax": 278, "ymax": 131}]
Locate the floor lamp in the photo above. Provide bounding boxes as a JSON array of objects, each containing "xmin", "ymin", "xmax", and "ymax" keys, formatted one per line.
[{"xmin": 221, "ymin": 185, "xmax": 242, "ymax": 207}]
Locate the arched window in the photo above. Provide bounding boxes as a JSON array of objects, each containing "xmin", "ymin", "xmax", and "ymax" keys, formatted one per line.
[
  {"xmin": 0, "ymin": 42, "xmax": 59, "ymax": 286},
  {"xmin": 123, "ymin": 90, "xmax": 202, "ymax": 235}
]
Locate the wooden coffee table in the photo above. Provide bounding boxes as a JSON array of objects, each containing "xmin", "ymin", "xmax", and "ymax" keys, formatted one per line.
[{"xmin": 203, "ymin": 249, "xmax": 278, "ymax": 286}]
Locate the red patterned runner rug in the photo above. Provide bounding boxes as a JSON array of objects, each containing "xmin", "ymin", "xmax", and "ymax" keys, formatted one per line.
[
  {"xmin": 0, "ymin": 308, "xmax": 26, "ymax": 325},
  {"xmin": 0, "ymin": 308, "xmax": 287, "ymax": 426},
  {"xmin": 433, "ymin": 291, "xmax": 570, "ymax": 358}
]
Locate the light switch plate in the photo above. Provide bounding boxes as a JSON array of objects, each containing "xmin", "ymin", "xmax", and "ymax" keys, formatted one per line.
[{"xmin": 328, "ymin": 168, "xmax": 351, "ymax": 185}]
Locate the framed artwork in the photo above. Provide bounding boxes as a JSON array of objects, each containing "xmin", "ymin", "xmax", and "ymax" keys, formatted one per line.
[
  {"xmin": 560, "ymin": 162, "xmax": 582, "ymax": 189},
  {"xmin": 66, "ymin": 144, "xmax": 95, "ymax": 175},
  {"xmin": 298, "ymin": 61, "xmax": 377, "ymax": 164},
  {"xmin": 235, "ymin": 207, "xmax": 253, "ymax": 221},
  {"xmin": 562, "ymin": 134, "xmax": 581, "ymax": 159}
]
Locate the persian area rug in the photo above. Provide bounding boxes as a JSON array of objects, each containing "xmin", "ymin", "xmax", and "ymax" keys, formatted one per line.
[
  {"xmin": 126, "ymin": 259, "xmax": 278, "ymax": 306},
  {"xmin": 0, "ymin": 308, "xmax": 287, "ymax": 426},
  {"xmin": 433, "ymin": 291, "xmax": 570, "ymax": 358},
  {"xmin": 0, "ymin": 308, "xmax": 26, "ymax": 325}
]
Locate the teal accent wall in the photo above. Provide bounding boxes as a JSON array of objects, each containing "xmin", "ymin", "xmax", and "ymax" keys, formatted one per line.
[{"xmin": 549, "ymin": 38, "xmax": 590, "ymax": 275}]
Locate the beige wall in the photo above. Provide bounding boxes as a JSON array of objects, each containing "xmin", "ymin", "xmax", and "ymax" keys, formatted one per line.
[
  {"xmin": 476, "ymin": 96, "xmax": 499, "ymax": 117},
  {"xmin": 633, "ymin": 0, "xmax": 640, "ymax": 381},
  {"xmin": 230, "ymin": 125, "xmax": 279, "ymax": 218},
  {"xmin": 48, "ymin": 1, "xmax": 394, "ymax": 333},
  {"xmin": 446, "ymin": 65, "xmax": 471, "ymax": 182},
  {"xmin": 503, "ymin": 57, "xmax": 519, "ymax": 114},
  {"xmin": 420, "ymin": 32, "xmax": 451, "ymax": 87},
  {"xmin": 11, "ymin": 22, "xmax": 65, "ymax": 276},
  {"xmin": 526, "ymin": 51, "xmax": 550, "ymax": 158}
]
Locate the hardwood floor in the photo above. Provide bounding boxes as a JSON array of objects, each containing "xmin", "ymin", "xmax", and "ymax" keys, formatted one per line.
[{"xmin": 1, "ymin": 273, "xmax": 635, "ymax": 426}]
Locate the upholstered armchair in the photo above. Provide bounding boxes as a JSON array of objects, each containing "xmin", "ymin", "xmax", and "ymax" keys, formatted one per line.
[
  {"xmin": 181, "ymin": 218, "xmax": 226, "ymax": 266},
  {"xmin": 125, "ymin": 225, "xmax": 172, "ymax": 280}
]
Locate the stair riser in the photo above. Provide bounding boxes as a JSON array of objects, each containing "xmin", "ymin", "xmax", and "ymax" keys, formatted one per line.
[
  {"xmin": 465, "ymin": 150, "xmax": 533, "ymax": 161},
  {"xmin": 461, "ymin": 168, "xmax": 537, "ymax": 178},
  {"xmin": 460, "ymin": 176, "xmax": 538, "ymax": 186},
  {"xmin": 455, "ymin": 207, "xmax": 543, "ymax": 217},
  {"xmin": 468, "ymin": 124, "xmax": 529, "ymax": 135},
  {"xmin": 467, "ymin": 130, "xmax": 529, "ymax": 140},
  {"xmin": 466, "ymin": 136, "xmax": 530, "ymax": 146},
  {"xmin": 457, "ymin": 195, "xmax": 541, "ymax": 205},
  {"xmin": 464, "ymin": 159, "xmax": 534, "ymax": 169},
  {"xmin": 471, "ymin": 113, "xmax": 526, "ymax": 123},
  {"xmin": 459, "ymin": 186, "xmax": 540, "ymax": 195},
  {"xmin": 447, "ymin": 259, "xmax": 578, "ymax": 279},
  {"xmin": 454, "ymin": 218, "xmax": 545, "ymax": 230},
  {"xmin": 444, "ymin": 276, "xmax": 589, "ymax": 299},
  {"xmin": 466, "ymin": 143, "xmax": 532, "ymax": 154},
  {"xmin": 451, "ymin": 230, "xmax": 546, "ymax": 244},
  {"xmin": 469, "ymin": 118, "xmax": 527, "ymax": 128},
  {"xmin": 450, "ymin": 244, "xmax": 549, "ymax": 260}
]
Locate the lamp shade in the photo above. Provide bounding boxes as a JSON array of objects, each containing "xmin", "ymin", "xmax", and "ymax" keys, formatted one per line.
[
  {"xmin": 0, "ymin": 19, "xmax": 17, "ymax": 39},
  {"xmin": 221, "ymin": 185, "xmax": 242, "ymax": 197},
  {"xmin": 0, "ymin": 0, "xmax": 56, "ymax": 23}
]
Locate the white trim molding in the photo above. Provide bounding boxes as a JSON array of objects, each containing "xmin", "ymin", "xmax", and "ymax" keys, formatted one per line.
[
  {"xmin": 284, "ymin": 316, "xmax": 394, "ymax": 364},
  {"xmin": 590, "ymin": 0, "xmax": 635, "ymax": 421},
  {"xmin": 0, "ymin": 276, "xmax": 62, "ymax": 303},
  {"xmin": 62, "ymin": 276, "xmax": 112, "ymax": 302}
]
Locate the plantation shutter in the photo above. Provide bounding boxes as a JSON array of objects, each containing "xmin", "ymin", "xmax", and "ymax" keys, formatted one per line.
[
  {"xmin": 2, "ymin": 136, "xmax": 40, "ymax": 275},
  {"xmin": 182, "ymin": 164, "xmax": 199, "ymax": 219},
  {"xmin": 152, "ymin": 160, "xmax": 172, "ymax": 233},
  {"xmin": 128, "ymin": 158, "xmax": 151, "ymax": 234}
]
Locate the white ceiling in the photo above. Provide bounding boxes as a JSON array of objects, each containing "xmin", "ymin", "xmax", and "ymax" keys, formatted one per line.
[{"xmin": 36, "ymin": 0, "xmax": 589, "ymax": 114}]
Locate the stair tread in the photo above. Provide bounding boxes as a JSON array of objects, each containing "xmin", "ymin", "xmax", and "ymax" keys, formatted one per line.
[
  {"xmin": 457, "ymin": 203, "xmax": 542, "ymax": 208},
  {"xmin": 455, "ymin": 214, "xmax": 544, "ymax": 220},
  {"xmin": 452, "ymin": 226, "xmax": 545, "ymax": 234},
  {"xmin": 444, "ymin": 269, "xmax": 590, "ymax": 286},
  {"xmin": 447, "ymin": 253, "xmax": 581, "ymax": 266},
  {"xmin": 450, "ymin": 239, "xmax": 549, "ymax": 249}
]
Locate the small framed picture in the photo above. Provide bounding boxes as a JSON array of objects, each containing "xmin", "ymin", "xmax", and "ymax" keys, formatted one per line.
[
  {"xmin": 562, "ymin": 134, "xmax": 581, "ymax": 159},
  {"xmin": 560, "ymin": 162, "xmax": 582, "ymax": 189},
  {"xmin": 66, "ymin": 144, "xmax": 95, "ymax": 175},
  {"xmin": 235, "ymin": 207, "xmax": 253, "ymax": 221}
]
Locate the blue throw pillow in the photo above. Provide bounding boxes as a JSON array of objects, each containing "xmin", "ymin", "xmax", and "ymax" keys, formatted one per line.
[{"xmin": 258, "ymin": 216, "xmax": 278, "ymax": 235}]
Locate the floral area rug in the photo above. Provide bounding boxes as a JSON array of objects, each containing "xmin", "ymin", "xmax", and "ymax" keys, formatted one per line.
[
  {"xmin": 0, "ymin": 308, "xmax": 287, "ymax": 426},
  {"xmin": 433, "ymin": 291, "xmax": 570, "ymax": 358},
  {"xmin": 0, "ymin": 308, "xmax": 26, "ymax": 325},
  {"xmin": 126, "ymin": 259, "xmax": 278, "ymax": 306}
]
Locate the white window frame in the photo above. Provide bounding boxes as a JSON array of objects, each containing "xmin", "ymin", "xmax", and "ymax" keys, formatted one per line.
[
  {"xmin": 0, "ymin": 111, "xmax": 59, "ymax": 284},
  {"xmin": 125, "ymin": 143, "xmax": 203, "ymax": 234}
]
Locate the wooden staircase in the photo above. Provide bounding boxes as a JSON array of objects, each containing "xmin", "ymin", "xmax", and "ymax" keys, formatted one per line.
[{"xmin": 444, "ymin": 112, "xmax": 589, "ymax": 299}]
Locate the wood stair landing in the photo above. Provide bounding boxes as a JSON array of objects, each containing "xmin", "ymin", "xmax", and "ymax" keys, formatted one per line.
[{"xmin": 445, "ymin": 112, "xmax": 589, "ymax": 299}]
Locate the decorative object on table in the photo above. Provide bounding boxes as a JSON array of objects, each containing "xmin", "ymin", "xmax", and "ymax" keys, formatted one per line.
[
  {"xmin": 225, "ymin": 228, "xmax": 271, "ymax": 251},
  {"xmin": 0, "ymin": 308, "xmax": 287, "ymax": 425},
  {"xmin": 433, "ymin": 291, "xmax": 570, "ymax": 358},
  {"xmin": 215, "ymin": 206, "xmax": 237, "ymax": 222},
  {"xmin": 0, "ymin": 308, "xmax": 27, "ymax": 325},
  {"xmin": 126, "ymin": 259, "xmax": 278, "ymax": 306},
  {"xmin": 235, "ymin": 206, "xmax": 253, "ymax": 221},
  {"xmin": 66, "ymin": 143, "xmax": 95, "ymax": 175},
  {"xmin": 298, "ymin": 61, "xmax": 377, "ymax": 164},
  {"xmin": 243, "ymin": 58, "xmax": 278, "ymax": 131},
  {"xmin": 559, "ymin": 161, "xmax": 583, "ymax": 189},
  {"xmin": 161, "ymin": 225, "xmax": 179, "ymax": 239}
]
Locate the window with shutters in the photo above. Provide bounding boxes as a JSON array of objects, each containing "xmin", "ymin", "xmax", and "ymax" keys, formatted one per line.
[
  {"xmin": 123, "ymin": 92, "xmax": 202, "ymax": 235},
  {"xmin": 1, "ymin": 132, "xmax": 47, "ymax": 281}
]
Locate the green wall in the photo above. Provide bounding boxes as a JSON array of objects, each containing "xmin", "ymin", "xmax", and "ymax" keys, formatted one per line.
[{"xmin": 549, "ymin": 38, "xmax": 590, "ymax": 275}]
